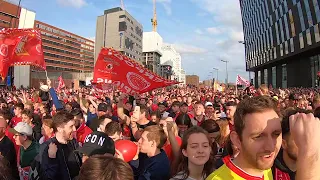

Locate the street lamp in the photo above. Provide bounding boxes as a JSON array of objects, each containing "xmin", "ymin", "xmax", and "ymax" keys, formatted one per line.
[
  {"xmin": 238, "ymin": 41, "xmax": 251, "ymax": 82},
  {"xmin": 221, "ymin": 60, "xmax": 229, "ymax": 85},
  {"xmin": 212, "ymin": 67, "xmax": 218, "ymax": 82}
]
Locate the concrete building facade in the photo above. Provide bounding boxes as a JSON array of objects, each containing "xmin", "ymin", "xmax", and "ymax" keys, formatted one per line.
[
  {"xmin": 142, "ymin": 32, "xmax": 163, "ymax": 75},
  {"xmin": 33, "ymin": 21, "xmax": 94, "ymax": 88},
  {"xmin": 95, "ymin": 7, "xmax": 143, "ymax": 64},
  {"xmin": 186, "ymin": 75, "xmax": 199, "ymax": 87},
  {"xmin": 161, "ymin": 44, "xmax": 182, "ymax": 81}
]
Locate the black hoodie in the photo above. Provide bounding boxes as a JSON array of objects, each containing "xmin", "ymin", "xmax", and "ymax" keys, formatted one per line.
[{"xmin": 272, "ymin": 149, "xmax": 296, "ymax": 180}]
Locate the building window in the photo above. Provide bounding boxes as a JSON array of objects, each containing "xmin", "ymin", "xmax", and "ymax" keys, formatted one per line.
[
  {"xmin": 280, "ymin": 43, "xmax": 284, "ymax": 56},
  {"xmin": 264, "ymin": 69, "xmax": 268, "ymax": 85},
  {"xmin": 285, "ymin": 41, "xmax": 289, "ymax": 54},
  {"xmin": 272, "ymin": 66, "xmax": 276, "ymax": 88},
  {"xmin": 274, "ymin": 47, "xmax": 277, "ymax": 59},
  {"xmin": 313, "ymin": 0, "xmax": 320, "ymax": 23},
  {"xmin": 290, "ymin": 38, "xmax": 294, "ymax": 52},
  {"xmin": 275, "ymin": 22, "xmax": 280, "ymax": 45},
  {"xmin": 306, "ymin": 29, "xmax": 312, "ymax": 45},
  {"xmin": 289, "ymin": 10, "xmax": 296, "ymax": 37},
  {"xmin": 282, "ymin": 64, "xmax": 287, "ymax": 88},
  {"xmin": 304, "ymin": 0, "xmax": 313, "ymax": 27},
  {"xmin": 258, "ymin": 71, "xmax": 261, "ymax": 87},
  {"xmin": 279, "ymin": 18, "xmax": 285, "ymax": 43},
  {"xmin": 315, "ymin": 24, "xmax": 320, "ymax": 42},
  {"xmin": 299, "ymin": 32, "xmax": 305, "ymax": 49},
  {"xmin": 297, "ymin": 2, "xmax": 306, "ymax": 31},
  {"xmin": 284, "ymin": 15, "xmax": 290, "ymax": 40}
]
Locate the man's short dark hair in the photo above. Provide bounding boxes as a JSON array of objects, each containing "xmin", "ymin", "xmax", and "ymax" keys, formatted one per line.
[
  {"xmin": 0, "ymin": 109, "xmax": 12, "ymax": 122},
  {"xmin": 71, "ymin": 108, "xmax": 84, "ymax": 119},
  {"xmin": 234, "ymin": 96, "xmax": 280, "ymax": 140},
  {"xmin": 14, "ymin": 103, "xmax": 24, "ymax": 110},
  {"xmin": 226, "ymin": 101, "xmax": 237, "ymax": 107},
  {"xmin": 21, "ymin": 109, "xmax": 33, "ymax": 119},
  {"xmin": 105, "ymin": 121, "xmax": 122, "ymax": 136},
  {"xmin": 282, "ymin": 108, "xmax": 313, "ymax": 138},
  {"xmin": 52, "ymin": 111, "xmax": 74, "ymax": 132},
  {"xmin": 139, "ymin": 105, "xmax": 149, "ymax": 117}
]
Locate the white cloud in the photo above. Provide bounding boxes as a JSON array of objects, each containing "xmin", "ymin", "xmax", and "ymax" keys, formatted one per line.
[
  {"xmin": 172, "ymin": 43, "xmax": 208, "ymax": 54},
  {"xmin": 57, "ymin": 0, "xmax": 87, "ymax": 8},
  {"xmin": 195, "ymin": 29, "xmax": 203, "ymax": 35},
  {"xmin": 184, "ymin": 0, "xmax": 247, "ymax": 81},
  {"xmin": 206, "ymin": 27, "xmax": 222, "ymax": 35}
]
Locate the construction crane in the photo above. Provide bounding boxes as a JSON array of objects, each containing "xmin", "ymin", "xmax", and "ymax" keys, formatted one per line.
[
  {"xmin": 151, "ymin": 0, "xmax": 157, "ymax": 32},
  {"xmin": 120, "ymin": 0, "xmax": 125, "ymax": 10}
]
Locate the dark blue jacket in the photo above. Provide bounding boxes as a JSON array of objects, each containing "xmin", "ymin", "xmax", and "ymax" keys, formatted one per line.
[
  {"xmin": 49, "ymin": 88, "xmax": 63, "ymax": 110},
  {"xmin": 130, "ymin": 150, "xmax": 170, "ymax": 180},
  {"xmin": 39, "ymin": 137, "xmax": 82, "ymax": 180}
]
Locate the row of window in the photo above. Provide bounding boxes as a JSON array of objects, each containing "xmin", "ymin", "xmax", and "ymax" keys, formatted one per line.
[
  {"xmin": 46, "ymin": 66, "xmax": 91, "ymax": 73},
  {"xmin": 256, "ymin": 64, "xmax": 287, "ymax": 88},
  {"xmin": 44, "ymin": 52, "xmax": 94, "ymax": 66},
  {"xmin": 247, "ymin": 23, "xmax": 320, "ymax": 69},
  {"xmin": 36, "ymin": 23, "xmax": 94, "ymax": 46},
  {"xmin": 45, "ymin": 59, "xmax": 92, "ymax": 69},
  {"xmin": 244, "ymin": 0, "xmax": 320, "ymax": 69},
  {"xmin": 43, "ymin": 45, "xmax": 94, "ymax": 62},
  {"xmin": 41, "ymin": 32, "xmax": 94, "ymax": 51}
]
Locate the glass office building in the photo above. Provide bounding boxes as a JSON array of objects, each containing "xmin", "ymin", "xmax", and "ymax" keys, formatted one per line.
[{"xmin": 240, "ymin": 0, "xmax": 320, "ymax": 87}]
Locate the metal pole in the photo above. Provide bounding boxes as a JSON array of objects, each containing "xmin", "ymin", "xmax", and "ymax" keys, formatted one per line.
[{"xmin": 221, "ymin": 60, "xmax": 229, "ymax": 85}]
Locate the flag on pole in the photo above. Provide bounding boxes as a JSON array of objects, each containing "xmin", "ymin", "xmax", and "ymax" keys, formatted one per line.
[
  {"xmin": 57, "ymin": 76, "xmax": 65, "ymax": 90},
  {"xmin": 236, "ymin": 75, "xmax": 250, "ymax": 87},
  {"xmin": 0, "ymin": 28, "xmax": 46, "ymax": 78}
]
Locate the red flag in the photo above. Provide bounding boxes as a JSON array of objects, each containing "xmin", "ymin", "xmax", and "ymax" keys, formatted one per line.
[
  {"xmin": 57, "ymin": 76, "xmax": 65, "ymax": 90},
  {"xmin": 93, "ymin": 48, "xmax": 179, "ymax": 94},
  {"xmin": 236, "ymin": 75, "xmax": 250, "ymax": 87},
  {"xmin": 0, "ymin": 28, "xmax": 46, "ymax": 78}
]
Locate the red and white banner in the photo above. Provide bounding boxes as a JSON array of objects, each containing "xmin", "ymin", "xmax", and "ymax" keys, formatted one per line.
[
  {"xmin": 0, "ymin": 28, "xmax": 46, "ymax": 78},
  {"xmin": 57, "ymin": 76, "xmax": 65, "ymax": 90},
  {"xmin": 236, "ymin": 75, "xmax": 250, "ymax": 87},
  {"xmin": 93, "ymin": 48, "xmax": 179, "ymax": 94}
]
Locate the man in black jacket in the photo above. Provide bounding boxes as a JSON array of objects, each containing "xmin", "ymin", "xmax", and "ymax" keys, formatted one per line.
[
  {"xmin": 0, "ymin": 117, "xmax": 19, "ymax": 179},
  {"xmin": 39, "ymin": 111, "xmax": 82, "ymax": 180}
]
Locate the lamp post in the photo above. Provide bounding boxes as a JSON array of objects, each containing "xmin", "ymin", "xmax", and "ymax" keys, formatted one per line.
[
  {"xmin": 221, "ymin": 60, "xmax": 229, "ymax": 85},
  {"xmin": 238, "ymin": 41, "xmax": 251, "ymax": 82},
  {"xmin": 212, "ymin": 67, "xmax": 218, "ymax": 82}
]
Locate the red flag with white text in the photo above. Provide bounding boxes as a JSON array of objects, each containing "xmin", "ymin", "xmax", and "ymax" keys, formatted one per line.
[
  {"xmin": 57, "ymin": 76, "xmax": 65, "ymax": 90},
  {"xmin": 0, "ymin": 28, "xmax": 46, "ymax": 78},
  {"xmin": 93, "ymin": 48, "xmax": 179, "ymax": 94}
]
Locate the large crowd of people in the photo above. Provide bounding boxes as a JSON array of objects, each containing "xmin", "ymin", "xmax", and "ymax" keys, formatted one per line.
[{"xmin": 1, "ymin": 80, "xmax": 320, "ymax": 180}]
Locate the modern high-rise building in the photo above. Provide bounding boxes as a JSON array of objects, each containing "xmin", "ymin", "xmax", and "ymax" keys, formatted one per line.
[
  {"xmin": 161, "ymin": 44, "xmax": 182, "ymax": 81},
  {"xmin": 95, "ymin": 7, "xmax": 143, "ymax": 64},
  {"xmin": 240, "ymin": 0, "xmax": 320, "ymax": 87},
  {"xmin": 33, "ymin": 20, "xmax": 94, "ymax": 88},
  {"xmin": 143, "ymin": 32, "xmax": 163, "ymax": 75}
]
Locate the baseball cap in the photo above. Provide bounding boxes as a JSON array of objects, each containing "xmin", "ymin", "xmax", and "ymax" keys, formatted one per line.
[
  {"xmin": 205, "ymin": 102, "xmax": 213, "ymax": 107},
  {"xmin": 78, "ymin": 131, "xmax": 115, "ymax": 156},
  {"xmin": 98, "ymin": 103, "xmax": 108, "ymax": 112},
  {"xmin": 9, "ymin": 122, "xmax": 33, "ymax": 136}
]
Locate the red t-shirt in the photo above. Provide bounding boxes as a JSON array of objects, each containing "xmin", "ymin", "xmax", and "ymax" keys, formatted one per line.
[
  {"xmin": 76, "ymin": 123, "xmax": 93, "ymax": 146},
  {"xmin": 163, "ymin": 136, "xmax": 182, "ymax": 163},
  {"xmin": 11, "ymin": 116, "xmax": 22, "ymax": 127}
]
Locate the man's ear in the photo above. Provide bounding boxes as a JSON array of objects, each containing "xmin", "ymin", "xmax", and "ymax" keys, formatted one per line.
[
  {"xmin": 230, "ymin": 131, "xmax": 241, "ymax": 151},
  {"xmin": 282, "ymin": 138, "xmax": 288, "ymax": 150}
]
